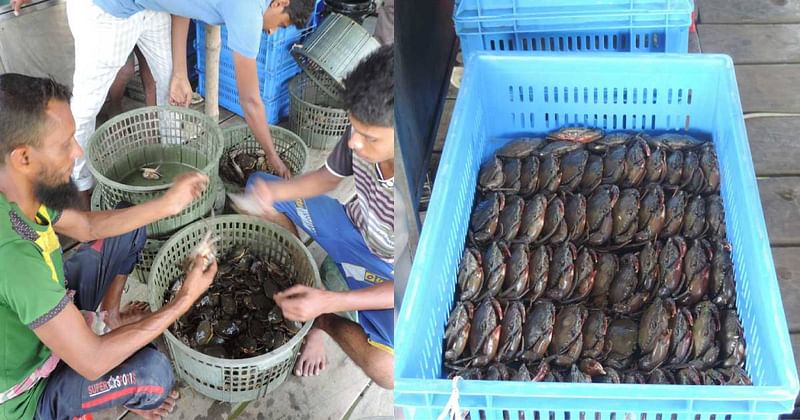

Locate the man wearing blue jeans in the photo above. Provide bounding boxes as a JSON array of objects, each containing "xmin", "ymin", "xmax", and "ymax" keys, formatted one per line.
[
  {"xmin": 0, "ymin": 74, "xmax": 217, "ymax": 420},
  {"xmin": 246, "ymin": 46, "xmax": 395, "ymax": 389}
]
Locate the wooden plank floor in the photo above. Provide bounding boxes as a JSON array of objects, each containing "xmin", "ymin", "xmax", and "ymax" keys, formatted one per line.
[
  {"xmin": 696, "ymin": 0, "xmax": 800, "ymax": 415},
  {"xmin": 696, "ymin": 24, "xmax": 800, "ymax": 64},
  {"xmin": 697, "ymin": 0, "xmax": 800, "ymax": 24},
  {"xmin": 746, "ymin": 117, "xmax": 800, "ymax": 176}
]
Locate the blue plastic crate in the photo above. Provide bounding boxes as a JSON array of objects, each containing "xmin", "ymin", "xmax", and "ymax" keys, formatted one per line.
[
  {"xmin": 195, "ymin": 1, "xmax": 323, "ymax": 117},
  {"xmin": 396, "ymin": 53, "xmax": 799, "ymax": 419},
  {"xmin": 196, "ymin": 23, "xmax": 312, "ymax": 98},
  {"xmin": 455, "ymin": 0, "xmax": 694, "ymax": 55},
  {"xmin": 198, "ymin": 75, "xmax": 290, "ymax": 125},
  {"xmin": 194, "ymin": 23, "xmax": 308, "ymax": 75},
  {"xmin": 197, "ymin": 53, "xmax": 298, "ymax": 120}
]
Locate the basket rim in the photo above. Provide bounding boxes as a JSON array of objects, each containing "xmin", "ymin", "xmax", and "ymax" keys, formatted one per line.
[
  {"xmin": 220, "ymin": 124, "xmax": 310, "ymax": 190},
  {"xmin": 454, "ymin": 0, "xmax": 695, "ymax": 22},
  {"xmin": 222, "ymin": 123, "xmax": 310, "ymax": 158},
  {"xmin": 90, "ymin": 186, "xmax": 102, "ymax": 211},
  {"xmin": 87, "ymin": 105, "xmax": 225, "ymax": 193},
  {"xmin": 288, "ymin": 74, "xmax": 350, "ymax": 114},
  {"xmin": 147, "ymin": 214, "xmax": 322, "ymax": 367},
  {"xmin": 292, "ymin": 49, "xmax": 345, "ymax": 101},
  {"xmin": 394, "ymin": 378, "xmax": 799, "ymax": 412},
  {"xmin": 290, "ymin": 13, "xmax": 372, "ymax": 99}
]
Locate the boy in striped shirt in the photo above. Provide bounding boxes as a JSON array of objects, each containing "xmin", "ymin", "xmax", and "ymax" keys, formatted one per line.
[{"xmin": 246, "ymin": 46, "xmax": 394, "ymax": 389}]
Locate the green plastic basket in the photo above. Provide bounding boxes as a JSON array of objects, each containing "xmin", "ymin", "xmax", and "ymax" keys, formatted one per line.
[
  {"xmin": 291, "ymin": 13, "xmax": 381, "ymax": 101},
  {"xmin": 288, "ymin": 74, "xmax": 351, "ymax": 150},
  {"xmin": 86, "ymin": 106, "xmax": 224, "ymax": 237},
  {"xmin": 220, "ymin": 124, "xmax": 309, "ymax": 194},
  {"xmin": 146, "ymin": 215, "xmax": 321, "ymax": 402}
]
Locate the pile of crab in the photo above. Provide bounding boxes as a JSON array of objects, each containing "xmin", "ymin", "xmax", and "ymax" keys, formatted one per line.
[
  {"xmin": 443, "ymin": 127, "xmax": 751, "ymax": 386},
  {"xmin": 166, "ymin": 245, "xmax": 302, "ymax": 359},
  {"xmin": 220, "ymin": 145, "xmax": 275, "ymax": 187}
]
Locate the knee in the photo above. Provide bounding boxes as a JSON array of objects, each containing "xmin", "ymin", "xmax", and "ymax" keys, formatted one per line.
[
  {"xmin": 111, "ymin": 201, "xmax": 147, "ymax": 250},
  {"xmin": 131, "ymin": 226, "xmax": 147, "ymax": 255},
  {"xmin": 132, "ymin": 348, "xmax": 174, "ymax": 408},
  {"xmin": 367, "ymin": 350, "xmax": 394, "ymax": 390},
  {"xmin": 141, "ymin": 348, "xmax": 173, "ymax": 384},
  {"xmin": 119, "ymin": 226, "xmax": 147, "ymax": 257},
  {"xmin": 374, "ymin": 373, "xmax": 394, "ymax": 390},
  {"xmin": 117, "ymin": 60, "xmax": 136, "ymax": 81}
]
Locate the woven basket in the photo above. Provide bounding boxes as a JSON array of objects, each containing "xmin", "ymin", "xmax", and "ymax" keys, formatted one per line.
[
  {"xmin": 288, "ymin": 74, "xmax": 351, "ymax": 150},
  {"xmin": 291, "ymin": 13, "xmax": 381, "ymax": 101},
  {"xmin": 91, "ymin": 178, "xmax": 226, "ymax": 280},
  {"xmin": 86, "ymin": 106, "xmax": 224, "ymax": 237},
  {"xmin": 219, "ymin": 124, "xmax": 309, "ymax": 194},
  {"xmin": 147, "ymin": 215, "xmax": 321, "ymax": 402}
]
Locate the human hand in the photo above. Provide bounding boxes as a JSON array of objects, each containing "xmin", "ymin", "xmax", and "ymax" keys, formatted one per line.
[
  {"xmin": 11, "ymin": 0, "xmax": 31, "ymax": 16},
  {"xmin": 169, "ymin": 75, "xmax": 193, "ymax": 107},
  {"xmin": 230, "ymin": 178, "xmax": 279, "ymax": 217},
  {"xmin": 178, "ymin": 255, "xmax": 218, "ymax": 302},
  {"xmin": 274, "ymin": 285, "xmax": 331, "ymax": 322},
  {"xmin": 161, "ymin": 172, "xmax": 209, "ymax": 216},
  {"xmin": 267, "ymin": 153, "xmax": 291, "ymax": 179}
]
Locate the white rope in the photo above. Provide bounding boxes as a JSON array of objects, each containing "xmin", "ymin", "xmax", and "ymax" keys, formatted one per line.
[
  {"xmin": 743, "ymin": 112, "xmax": 800, "ymax": 120},
  {"xmin": 437, "ymin": 376, "xmax": 463, "ymax": 420}
]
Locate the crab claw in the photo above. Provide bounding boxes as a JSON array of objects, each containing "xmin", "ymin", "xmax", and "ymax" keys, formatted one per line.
[{"xmin": 185, "ymin": 230, "xmax": 220, "ymax": 272}]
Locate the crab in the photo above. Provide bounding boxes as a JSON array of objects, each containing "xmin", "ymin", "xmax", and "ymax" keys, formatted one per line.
[
  {"xmin": 181, "ymin": 229, "xmax": 220, "ymax": 273},
  {"xmin": 169, "ymin": 229, "xmax": 220, "ymax": 301},
  {"xmin": 141, "ymin": 165, "xmax": 162, "ymax": 180}
]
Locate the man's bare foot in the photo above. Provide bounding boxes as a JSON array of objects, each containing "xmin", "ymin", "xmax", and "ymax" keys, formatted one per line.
[
  {"xmin": 128, "ymin": 390, "xmax": 179, "ymax": 420},
  {"xmin": 294, "ymin": 327, "xmax": 327, "ymax": 376},
  {"xmin": 106, "ymin": 301, "xmax": 151, "ymax": 329}
]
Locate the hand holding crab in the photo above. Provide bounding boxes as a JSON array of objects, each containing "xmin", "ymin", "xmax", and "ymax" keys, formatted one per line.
[{"xmin": 160, "ymin": 171, "xmax": 209, "ymax": 216}]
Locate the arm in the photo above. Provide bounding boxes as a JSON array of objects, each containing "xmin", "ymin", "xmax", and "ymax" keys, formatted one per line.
[
  {"xmin": 35, "ymin": 296, "xmax": 192, "ymax": 380},
  {"xmin": 169, "ymin": 15, "xmax": 193, "ymax": 106},
  {"xmin": 232, "ymin": 52, "xmax": 291, "ymax": 178},
  {"xmin": 325, "ymin": 281, "xmax": 394, "ymax": 312},
  {"xmin": 55, "ymin": 200, "xmax": 171, "ymax": 243},
  {"xmin": 274, "ymin": 281, "xmax": 394, "ymax": 322},
  {"xmin": 252, "ymin": 166, "xmax": 343, "ymax": 203},
  {"xmin": 34, "ymin": 258, "xmax": 217, "ymax": 380},
  {"xmin": 54, "ymin": 172, "xmax": 208, "ymax": 242}
]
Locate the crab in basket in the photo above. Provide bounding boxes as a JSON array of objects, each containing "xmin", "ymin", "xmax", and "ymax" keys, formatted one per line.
[
  {"xmin": 178, "ymin": 229, "xmax": 220, "ymax": 274},
  {"xmin": 167, "ymin": 243, "xmax": 302, "ymax": 359},
  {"xmin": 140, "ymin": 165, "xmax": 162, "ymax": 180},
  {"xmin": 168, "ymin": 229, "xmax": 220, "ymax": 301},
  {"xmin": 444, "ymin": 126, "xmax": 755, "ymax": 387},
  {"xmin": 220, "ymin": 144, "xmax": 289, "ymax": 186}
]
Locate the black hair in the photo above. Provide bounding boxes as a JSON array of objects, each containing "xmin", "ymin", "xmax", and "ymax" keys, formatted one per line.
[
  {"xmin": 285, "ymin": 0, "xmax": 315, "ymax": 28},
  {"xmin": 0, "ymin": 74, "xmax": 71, "ymax": 164},
  {"xmin": 342, "ymin": 45, "xmax": 394, "ymax": 127}
]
